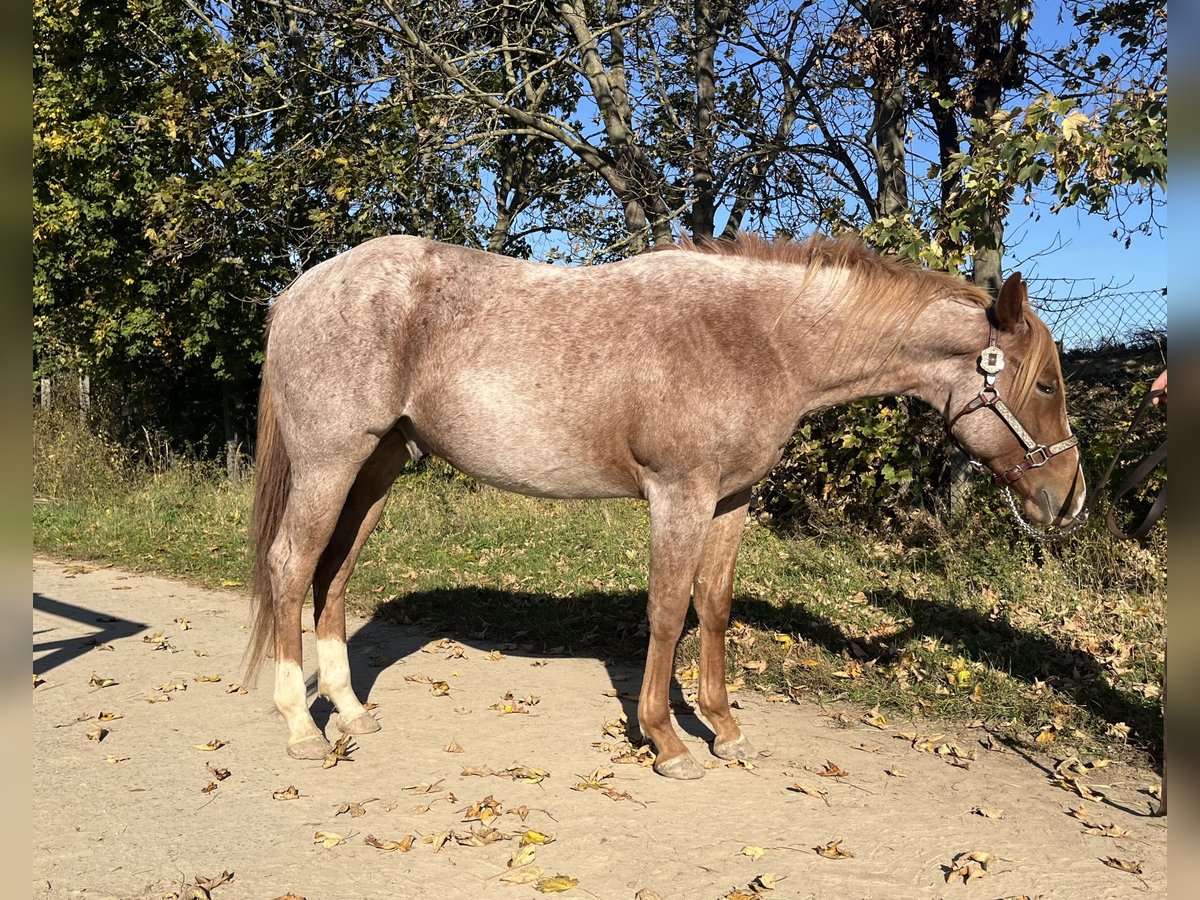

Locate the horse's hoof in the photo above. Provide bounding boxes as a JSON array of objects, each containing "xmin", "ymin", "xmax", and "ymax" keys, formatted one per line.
[
  {"xmin": 287, "ymin": 735, "xmax": 333, "ymax": 760},
  {"xmin": 1153, "ymin": 800, "xmax": 1166, "ymax": 817},
  {"xmin": 336, "ymin": 711, "xmax": 381, "ymax": 735},
  {"xmin": 713, "ymin": 735, "xmax": 757, "ymax": 761},
  {"xmin": 654, "ymin": 752, "xmax": 705, "ymax": 780}
]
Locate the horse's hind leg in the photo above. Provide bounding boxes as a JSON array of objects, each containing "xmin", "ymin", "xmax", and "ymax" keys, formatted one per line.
[
  {"xmin": 640, "ymin": 474, "xmax": 719, "ymax": 780},
  {"xmin": 692, "ymin": 489, "xmax": 755, "ymax": 761},
  {"xmin": 312, "ymin": 433, "xmax": 410, "ymax": 736},
  {"xmin": 269, "ymin": 464, "xmax": 362, "ymax": 759}
]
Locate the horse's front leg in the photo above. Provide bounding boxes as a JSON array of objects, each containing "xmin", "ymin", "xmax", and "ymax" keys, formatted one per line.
[
  {"xmin": 639, "ymin": 475, "xmax": 718, "ymax": 780},
  {"xmin": 693, "ymin": 489, "xmax": 755, "ymax": 761}
]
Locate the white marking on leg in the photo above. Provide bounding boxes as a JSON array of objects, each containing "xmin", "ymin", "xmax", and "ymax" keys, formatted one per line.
[
  {"xmin": 274, "ymin": 659, "xmax": 321, "ymax": 744},
  {"xmin": 317, "ymin": 637, "xmax": 368, "ymax": 719}
]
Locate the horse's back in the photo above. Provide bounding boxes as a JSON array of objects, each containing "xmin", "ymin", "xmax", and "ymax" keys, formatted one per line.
[{"xmin": 265, "ymin": 237, "xmax": 796, "ymax": 498}]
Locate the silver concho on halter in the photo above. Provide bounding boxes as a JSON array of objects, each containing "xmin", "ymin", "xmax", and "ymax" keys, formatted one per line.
[{"xmin": 979, "ymin": 346, "xmax": 1005, "ymax": 377}]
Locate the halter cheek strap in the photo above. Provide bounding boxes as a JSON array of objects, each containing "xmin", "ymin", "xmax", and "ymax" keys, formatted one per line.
[{"xmin": 947, "ymin": 325, "xmax": 1079, "ymax": 486}]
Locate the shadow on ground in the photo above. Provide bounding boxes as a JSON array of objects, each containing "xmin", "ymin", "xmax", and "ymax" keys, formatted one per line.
[
  {"xmin": 335, "ymin": 583, "xmax": 1162, "ymax": 766},
  {"xmin": 33, "ymin": 591, "xmax": 148, "ymax": 674}
]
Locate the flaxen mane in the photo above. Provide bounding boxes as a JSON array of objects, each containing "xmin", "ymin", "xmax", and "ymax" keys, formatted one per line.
[{"xmin": 669, "ymin": 232, "xmax": 1055, "ymax": 410}]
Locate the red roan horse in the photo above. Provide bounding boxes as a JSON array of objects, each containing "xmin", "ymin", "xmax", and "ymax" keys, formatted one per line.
[{"xmin": 246, "ymin": 233, "xmax": 1085, "ymax": 780}]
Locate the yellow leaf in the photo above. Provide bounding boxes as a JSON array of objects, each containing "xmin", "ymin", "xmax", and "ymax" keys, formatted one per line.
[
  {"xmin": 194, "ymin": 739, "xmax": 226, "ymax": 751},
  {"xmin": 740, "ymin": 845, "xmax": 765, "ymax": 861},
  {"xmin": 521, "ymin": 829, "xmax": 555, "ymax": 846},
  {"xmin": 509, "ymin": 844, "xmax": 537, "ymax": 868},
  {"xmin": 534, "ymin": 875, "xmax": 579, "ymax": 893}
]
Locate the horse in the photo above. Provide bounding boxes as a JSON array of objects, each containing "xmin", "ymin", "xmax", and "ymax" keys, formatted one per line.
[{"xmin": 245, "ymin": 232, "xmax": 1086, "ymax": 779}]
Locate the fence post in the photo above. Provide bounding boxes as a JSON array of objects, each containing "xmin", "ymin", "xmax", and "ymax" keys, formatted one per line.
[
  {"xmin": 948, "ymin": 449, "xmax": 974, "ymax": 519},
  {"xmin": 78, "ymin": 373, "xmax": 90, "ymax": 423},
  {"xmin": 40, "ymin": 376, "xmax": 51, "ymax": 411}
]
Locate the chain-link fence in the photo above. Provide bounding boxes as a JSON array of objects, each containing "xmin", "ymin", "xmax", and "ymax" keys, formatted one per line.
[{"xmin": 1026, "ymin": 281, "xmax": 1167, "ymax": 351}]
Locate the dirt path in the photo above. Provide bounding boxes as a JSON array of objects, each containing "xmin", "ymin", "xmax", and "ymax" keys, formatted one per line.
[{"xmin": 32, "ymin": 558, "xmax": 1166, "ymax": 899}]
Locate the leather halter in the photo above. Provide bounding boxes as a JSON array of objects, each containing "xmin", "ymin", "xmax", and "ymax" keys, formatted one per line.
[{"xmin": 947, "ymin": 325, "xmax": 1078, "ymax": 486}]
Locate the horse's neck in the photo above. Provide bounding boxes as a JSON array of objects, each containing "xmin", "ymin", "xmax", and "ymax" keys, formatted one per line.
[{"xmin": 775, "ymin": 291, "xmax": 987, "ymax": 418}]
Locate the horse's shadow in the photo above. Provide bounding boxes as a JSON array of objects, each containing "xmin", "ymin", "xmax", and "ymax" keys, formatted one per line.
[{"xmin": 328, "ymin": 582, "xmax": 1162, "ymax": 765}]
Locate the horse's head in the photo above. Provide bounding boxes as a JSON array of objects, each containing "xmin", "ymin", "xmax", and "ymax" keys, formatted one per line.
[{"xmin": 946, "ymin": 272, "xmax": 1086, "ymax": 527}]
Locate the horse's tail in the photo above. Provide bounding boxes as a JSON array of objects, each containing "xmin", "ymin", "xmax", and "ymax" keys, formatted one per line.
[{"xmin": 245, "ymin": 370, "xmax": 291, "ymax": 683}]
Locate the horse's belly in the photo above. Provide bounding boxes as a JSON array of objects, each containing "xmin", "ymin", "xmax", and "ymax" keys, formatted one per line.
[{"xmin": 404, "ymin": 406, "xmax": 639, "ymax": 500}]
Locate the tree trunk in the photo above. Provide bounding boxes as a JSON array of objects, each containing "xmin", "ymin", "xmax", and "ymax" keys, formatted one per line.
[
  {"xmin": 866, "ymin": 2, "xmax": 908, "ymax": 221},
  {"xmin": 692, "ymin": 0, "xmax": 731, "ymax": 240}
]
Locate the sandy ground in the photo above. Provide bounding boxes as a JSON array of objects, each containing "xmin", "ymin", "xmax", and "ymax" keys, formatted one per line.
[{"xmin": 32, "ymin": 557, "xmax": 1166, "ymax": 899}]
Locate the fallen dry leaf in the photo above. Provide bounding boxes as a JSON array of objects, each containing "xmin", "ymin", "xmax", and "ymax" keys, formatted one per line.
[
  {"xmin": 201, "ymin": 781, "xmax": 218, "ymax": 794},
  {"xmin": 815, "ymin": 838, "xmax": 853, "ymax": 859},
  {"xmin": 443, "ymin": 738, "xmax": 464, "ymax": 753},
  {"xmin": 88, "ymin": 673, "xmax": 118, "ymax": 689},
  {"xmin": 206, "ymin": 763, "xmax": 230, "ymax": 781},
  {"xmin": 404, "ymin": 673, "xmax": 433, "ymax": 684},
  {"xmin": 313, "ymin": 831, "xmax": 345, "ymax": 850},
  {"xmin": 860, "ymin": 704, "xmax": 888, "ymax": 729},
  {"xmin": 175, "ymin": 617, "xmax": 191, "ymax": 631},
  {"xmin": 272, "ymin": 786, "xmax": 299, "ymax": 801},
  {"xmin": 501, "ymin": 866, "xmax": 545, "ymax": 885},
  {"xmin": 86, "ymin": 723, "xmax": 108, "ymax": 742},
  {"xmin": 534, "ymin": 874, "xmax": 578, "ymax": 893},
  {"xmin": 322, "ymin": 735, "xmax": 355, "ymax": 769},
  {"xmin": 225, "ymin": 684, "xmax": 247, "ymax": 695},
  {"xmin": 1103, "ymin": 857, "xmax": 1143, "ymax": 874},
  {"xmin": 818, "ymin": 761, "xmax": 849, "ymax": 778},
  {"xmin": 194, "ymin": 739, "xmax": 227, "ymax": 752},
  {"xmin": 431, "ymin": 681, "xmax": 451, "ymax": 696},
  {"xmin": 195, "ymin": 675, "xmax": 222, "ymax": 683},
  {"xmin": 1083, "ymin": 822, "xmax": 1131, "ymax": 839},
  {"xmin": 509, "ymin": 844, "xmax": 537, "ymax": 868},
  {"xmin": 521, "ymin": 829, "xmax": 555, "ymax": 846},
  {"xmin": 787, "ymin": 783, "xmax": 829, "ymax": 802},
  {"xmin": 971, "ymin": 806, "xmax": 1005, "ymax": 820},
  {"xmin": 455, "ymin": 826, "xmax": 509, "ymax": 847},
  {"xmin": 741, "ymin": 845, "xmax": 765, "ymax": 861},
  {"xmin": 884, "ymin": 767, "xmax": 906, "ymax": 778},
  {"xmin": 335, "ymin": 801, "xmax": 367, "ymax": 818},
  {"xmin": 364, "ymin": 834, "xmax": 414, "ymax": 852},
  {"xmin": 422, "ymin": 830, "xmax": 453, "ymax": 852},
  {"xmin": 97, "ymin": 710, "xmax": 122, "ymax": 721},
  {"xmin": 33, "ymin": 673, "xmax": 45, "ymax": 689},
  {"xmin": 464, "ymin": 795, "xmax": 503, "ymax": 826}
]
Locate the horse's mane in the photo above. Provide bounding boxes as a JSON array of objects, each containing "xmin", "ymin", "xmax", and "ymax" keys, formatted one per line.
[{"xmin": 666, "ymin": 232, "xmax": 1055, "ymax": 410}]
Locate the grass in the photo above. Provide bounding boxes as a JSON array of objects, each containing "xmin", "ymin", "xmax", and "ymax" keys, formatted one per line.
[{"xmin": 34, "ymin": 414, "xmax": 1166, "ymax": 769}]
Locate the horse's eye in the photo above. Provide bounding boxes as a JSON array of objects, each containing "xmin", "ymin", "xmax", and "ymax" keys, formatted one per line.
[{"xmin": 1037, "ymin": 381, "xmax": 1057, "ymax": 396}]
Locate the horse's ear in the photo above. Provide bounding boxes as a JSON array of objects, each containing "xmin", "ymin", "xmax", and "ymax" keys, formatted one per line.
[{"xmin": 995, "ymin": 271, "xmax": 1026, "ymax": 332}]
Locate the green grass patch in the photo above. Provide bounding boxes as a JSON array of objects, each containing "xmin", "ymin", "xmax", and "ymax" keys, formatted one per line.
[{"xmin": 34, "ymin": 425, "xmax": 1165, "ymax": 768}]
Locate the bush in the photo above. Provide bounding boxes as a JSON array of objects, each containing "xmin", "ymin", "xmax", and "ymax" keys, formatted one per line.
[{"xmin": 33, "ymin": 408, "xmax": 130, "ymax": 501}]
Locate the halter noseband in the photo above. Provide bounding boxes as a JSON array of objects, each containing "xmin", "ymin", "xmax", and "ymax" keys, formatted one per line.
[{"xmin": 947, "ymin": 325, "xmax": 1079, "ymax": 486}]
